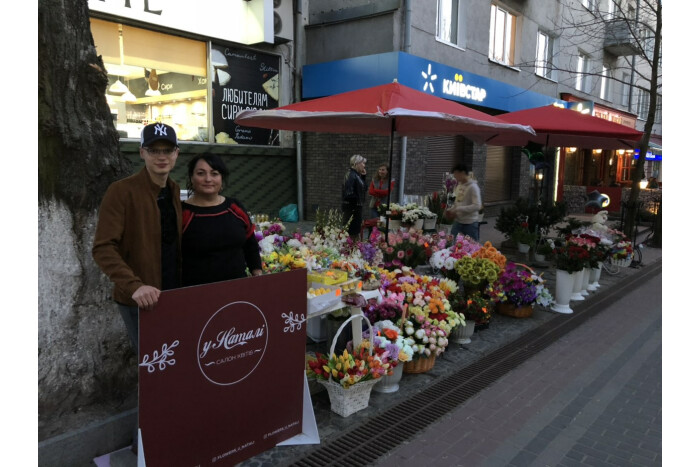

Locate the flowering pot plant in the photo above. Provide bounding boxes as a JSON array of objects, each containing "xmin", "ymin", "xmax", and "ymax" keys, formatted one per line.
[
  {"xmin": 306, "ymin": 344, "xmax": 391, "ymax": 389},
  {"xmin": 486, "ymin": 262, "xmax": 553, "ymax": 308},
  {"xmin": 552, "ymin": 240, "xmax": 590, "ymax": 273},
  {"xmin": 449, "ymin": 290, "xmax": 492, "ymax": 324},
  {"xmin": 363, "ymin": 295, "xmax": 405, "ymax": 325},
  {"xmin": 511, "ymin": 219, "xmax": 537, "ymax": 247}
]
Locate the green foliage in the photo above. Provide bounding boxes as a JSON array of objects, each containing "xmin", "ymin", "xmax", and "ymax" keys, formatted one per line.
[{"xmin": 495, "ymin": 198, "xmax": 567, "ymax": 239}]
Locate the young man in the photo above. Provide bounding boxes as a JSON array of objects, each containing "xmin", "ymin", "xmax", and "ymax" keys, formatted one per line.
[
  {"xmin": 92, "ymin": 123, "xmax": 182, "ymax": 349},
  {"xmin": 446, "ymin": 164, "xmax": 483, "ymax": 241}
]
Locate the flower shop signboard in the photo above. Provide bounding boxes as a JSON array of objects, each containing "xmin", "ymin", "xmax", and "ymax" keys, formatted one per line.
[{"xmin": 138, "ymin": 269, "xmax": 307, "ymax": 466}]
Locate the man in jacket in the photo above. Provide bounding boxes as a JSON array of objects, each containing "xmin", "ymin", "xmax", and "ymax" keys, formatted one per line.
[{"xmin": 93, "ymin": 123, "xmax": 183, "ymax": 350}]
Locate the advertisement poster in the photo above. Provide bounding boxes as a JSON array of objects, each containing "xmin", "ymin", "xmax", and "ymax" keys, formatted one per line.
[
  {"xmin": 211, "ymin": 43, "xmax": 280, "ymax": 146},
  {"xmin": 138, "ymin": 269, "xmax": 307, "ymax": 466}
]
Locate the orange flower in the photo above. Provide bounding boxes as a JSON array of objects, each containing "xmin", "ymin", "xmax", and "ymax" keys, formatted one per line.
[{"xmin": 384, "ymin": 329, "xmax": 399, "ymax": 340}]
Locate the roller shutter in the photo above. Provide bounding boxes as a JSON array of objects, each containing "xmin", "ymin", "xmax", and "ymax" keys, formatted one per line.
[
  {"xmin": 484, "ymin": 146, "xmax": 512, "ymax": 202},
  {"xmin": 425, "ymin": 136, "xmax": 463, "ymax": 193}
]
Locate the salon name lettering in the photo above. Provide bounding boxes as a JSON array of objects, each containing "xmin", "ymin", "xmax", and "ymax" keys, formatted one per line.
[
  {"xmin": 221, "ymin": 88, "xmax": 269, "ymax": 120},
  {"xmin": 95, "ymin": 0, "xmax": 163, "ymax": 15},
  {"xmin": 199, "ymin": 325, "xmax": 266, "ymax": 359}
]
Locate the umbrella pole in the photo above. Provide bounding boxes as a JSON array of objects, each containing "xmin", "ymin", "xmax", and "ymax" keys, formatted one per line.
[{"xmin": 385, "ymin": 120, "xmax": 396, "ymax": 243}]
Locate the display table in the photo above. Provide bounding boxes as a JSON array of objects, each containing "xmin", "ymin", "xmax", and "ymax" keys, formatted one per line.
[{"xmin": 307, "ymin": 289, "xmax": 382, "ymax": 348}]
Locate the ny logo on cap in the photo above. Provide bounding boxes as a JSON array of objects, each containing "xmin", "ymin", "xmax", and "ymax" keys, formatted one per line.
[{"xmin": 154, "ymin": 123, "xmax": 168, "ymax": 136}]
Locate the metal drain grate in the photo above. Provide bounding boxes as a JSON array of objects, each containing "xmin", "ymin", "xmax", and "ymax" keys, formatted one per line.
[{"xmin": 288, "ymin": 261, "xmax": 662, "ymax": 467}]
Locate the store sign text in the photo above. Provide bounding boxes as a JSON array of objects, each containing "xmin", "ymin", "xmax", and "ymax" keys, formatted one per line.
[
  {"xmin": 442, "ymin": 79, "xmax": 486, "ymax": 103},
  {"xmin": 94, "ymin": 0, "xmax": 163, "ymax": 15},
  {"xmin": 221, "ymin": 89, "xmax": 269, "ymax": 120}
]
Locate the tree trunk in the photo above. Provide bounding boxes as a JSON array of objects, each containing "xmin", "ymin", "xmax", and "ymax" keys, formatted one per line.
[
  {"xmin": 623, "ymin": 0, "xmax": 662, "ymax": 239},
  {"xmin": 38, "ymin": 0, "xmax": 135, "ymax": 440}
]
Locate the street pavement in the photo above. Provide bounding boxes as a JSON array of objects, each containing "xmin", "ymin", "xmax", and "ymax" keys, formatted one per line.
[{"xmin": 372, "ymin": 255, "xmax": 662, "ymax": 466}]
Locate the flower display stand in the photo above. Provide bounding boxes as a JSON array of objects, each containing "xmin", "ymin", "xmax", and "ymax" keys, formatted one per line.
[
  {"xmin": 373, "ymin": 362, "xmax": 404, "ymax": 393},
  {"xmin": 551, "ymin": 269, "xmax": 575, "ymax": 314},
  {"xmin": 412, "ymin": 218, "xmax": 424, "ymax": 230},
  {"xmin": 570, "ymin": 269, "xmax": 586, "ymax": 301},
  {"xmin": 321, "ymin": 315, "xmax": 380, "ymax": 417},
  {"xmin": 588, "ymin": 266, "xmax": 602, "ymax": 290},
  {"xmin": 495, "ymin": 302, "xmax": 533, "ymax": 319},
  {"xmin": 403, "ymin": 354, "xmax": 437, "ymax": 374},
  {"xmin": 517, "ymin": 243, "xmax": 531, "ymax": 254},
  {"xmin": 388, "ymin": 219, "xmax": 401, "ymax": 230},
  {"xmin": 450, "ymin": 320, "xmax": 476, "ymax": 344},
  {"xmin": 423, "ymin": 217, "xmax": 437, "ymax": 230},
  {"xmin": 534, "ymin": 253, "xmax": 547, "ymax": 263},
  {"xmin": 580, "ymin": 268, "xmax": 591, "ymax": 296}
]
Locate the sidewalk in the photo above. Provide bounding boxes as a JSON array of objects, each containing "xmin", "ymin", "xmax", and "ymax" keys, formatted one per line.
[{"xmin": 238, "ymin": 218, "xmax": 662, "ymax": 466}]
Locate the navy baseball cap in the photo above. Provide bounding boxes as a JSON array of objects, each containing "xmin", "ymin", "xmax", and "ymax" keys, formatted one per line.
[{"xmin": 141, "ymin": 123, "xmax": 178, "ymax": 147}]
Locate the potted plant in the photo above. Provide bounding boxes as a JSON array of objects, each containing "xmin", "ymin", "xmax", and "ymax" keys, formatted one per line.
[
  {"xmin": 511, "ymin": 218, "xmax": 537, "ymax": 253},
  {"xmin": 448, "ymin": 291, "xmax": 492, "ymax": 343},
  {"xmin": 486, "ymin": 263, "xmax": 553, "ymax": 318},
  {"xmin": 454, "ymin": 256, "xmax": 501, "ymax": 295},
  {"xmin": 550, "ymin": 239, "xmax": 590, "ymax": 314},
  {"xmin": 534, "ymin": 236, "xmax": 554, "ymax": 263}
]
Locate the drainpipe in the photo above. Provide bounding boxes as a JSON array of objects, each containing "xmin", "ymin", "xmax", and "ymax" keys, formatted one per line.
[
  {"xmin": 398, "ymin": 0, "xmax": 412, "ymax": 204},
  {"xmin": 294, "ymin": 0, "xmax": 305, "ymax": 219}
]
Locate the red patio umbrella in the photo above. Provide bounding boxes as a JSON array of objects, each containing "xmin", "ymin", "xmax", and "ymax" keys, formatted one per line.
[
  {"xmin": 235, "ymin": 81, "xmax": 536, "ymax": 142},
  {"xmin": 487, "ymin": 105, "xmax": 643, "ymax": 149},
  {"xmin": 235, "ymin": 82, "xmax": 536, "ymax": 238}
]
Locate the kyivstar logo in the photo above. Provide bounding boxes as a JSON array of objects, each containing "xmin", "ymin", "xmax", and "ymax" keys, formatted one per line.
[
  {"xmin": 442, "ymin": 73, "xmax": 487, "ymax": 103},
  {"xmin": 421, "ymin": 63, "xmax": 437, "ymax": 93}
]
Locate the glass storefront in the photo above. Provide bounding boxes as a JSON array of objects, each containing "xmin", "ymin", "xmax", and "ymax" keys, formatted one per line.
[{"xmin": 91, "ymin": 18, "xmax": 208, "ymax": 142}]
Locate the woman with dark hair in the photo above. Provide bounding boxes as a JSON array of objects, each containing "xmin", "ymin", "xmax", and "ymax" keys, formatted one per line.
[
  {"xmin": 368, "ymin": 162, "xmax": 395, "ymax": 219},
  {"xmin": 341, "ymin": 154, "xmax": 367, "ymax": 240},
  {"xmin": 181, "ymin": 154, "xmax": 262, "ymax": 286}
]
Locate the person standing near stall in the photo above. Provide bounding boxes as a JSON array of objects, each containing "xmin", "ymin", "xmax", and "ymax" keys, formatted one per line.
[
  {"xmin": 368, "ymin": 162, "xmax": 395, "ymax": 219},
  {"xmin": 445, "ymin": 164, "xmax": 483, "ymax": 241},
  {"xmin": 92, "ymin": 122, "xmax": 182, "ymax": 350},
  {"xmin": 341, "ymin": 154, "xmax": 367, "ymax": 241},
  {"xmin": 181, "ymin": 154, "xmax": 262, "ymax": 287}
]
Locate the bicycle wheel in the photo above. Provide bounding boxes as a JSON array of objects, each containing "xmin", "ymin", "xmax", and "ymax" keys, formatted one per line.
[{"xmin": 602, "ymin": 257, "xmax": 619, "ymax": 275}]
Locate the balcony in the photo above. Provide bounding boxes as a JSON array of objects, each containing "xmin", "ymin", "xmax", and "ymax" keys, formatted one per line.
[{"xmin": 604, "ymin": 20, "xmax": 643, "ymax": 56}]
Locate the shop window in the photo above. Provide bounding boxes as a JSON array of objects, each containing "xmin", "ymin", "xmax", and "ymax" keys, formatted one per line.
[
  {"xmin": 91, "ymin": 18, "xmax": 208, "ymax": 142},
  {"xmin": 618, "ymin": 151, "xmax": 635, "ymax": 182},
  {"xmin": 489, "ymin": 4, "xmax": 516, "ymax": 66}
]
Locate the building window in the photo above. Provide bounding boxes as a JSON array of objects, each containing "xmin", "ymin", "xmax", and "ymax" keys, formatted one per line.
[
  {"xmin": 619, "ymin": 152, "xmax": 634, "ymax": 182},
  {"xmin": 535, "ymin": 31, "xmax": 553, "ymax": 79},
  {"xmin": 641, "ymin": 27, "xmax": 655, "ymax": 57},
  {"xmin": 603, "ymin": 0, "xmax": 617, "ymax": 19},
  {"xmin": 636, "ymin": 88, "xmax": 650, "ymax": 119},
  {"xmin": 437, "ymin": 0, "xmax": 460, "ymax": 45},
  {"xmin": 91, "ymin": 18, "xmax": 208, "ymax": 142},
  {"xmin": 582, "ymin": 0, "xmax": 599, "ymax": 11},
  {"xmin": 620, "ymin": 71, "xmax": 631, "ymax": 108},
  {"xmin": 575, "ymin": 52, "xmax": 590, "ymax": 93},
  {"xmin": 600, "ymin": 65, "xmax": 610, "ymax": 100},
  {"xmin": 489, "ymin": 4, "xmax": 516, "ymax": 66}
]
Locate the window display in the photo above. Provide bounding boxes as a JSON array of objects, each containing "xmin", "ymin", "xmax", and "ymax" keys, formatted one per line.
[{"xmin": 91, "ymin": 18, "xmax": 208, "ymax": 142}]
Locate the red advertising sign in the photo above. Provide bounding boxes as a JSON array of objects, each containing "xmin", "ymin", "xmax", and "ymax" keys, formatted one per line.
[{"xmin": 138, "ymin": 269, "xmax": 307, "ymax": 466}]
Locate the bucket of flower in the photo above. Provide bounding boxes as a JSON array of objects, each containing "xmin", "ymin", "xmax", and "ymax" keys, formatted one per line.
[{"xmin": 306, "ymin": 314, "xmax": 391, "ymax": 417}]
